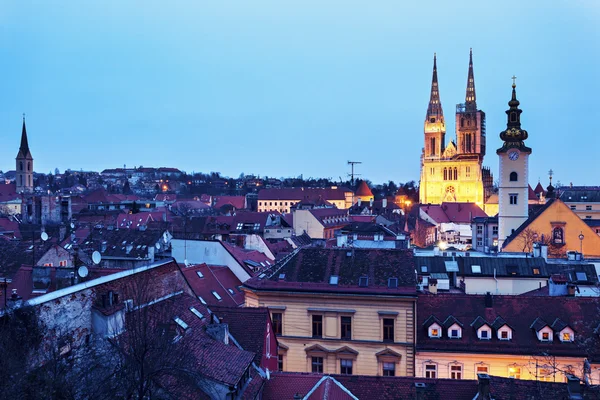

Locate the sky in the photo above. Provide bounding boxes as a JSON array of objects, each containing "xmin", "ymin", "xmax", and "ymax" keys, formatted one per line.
[{"xmin": 1, "ymin": 1, "xmax": 598, "ymax": 186}]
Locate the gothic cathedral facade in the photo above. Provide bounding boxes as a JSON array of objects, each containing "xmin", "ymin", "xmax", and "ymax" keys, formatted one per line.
[{"xmin": 419, "ymin": 50, "xmax": 493, "ymax": 209}]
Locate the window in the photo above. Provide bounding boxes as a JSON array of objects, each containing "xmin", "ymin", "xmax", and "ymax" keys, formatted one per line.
[
  {"xmin": 429, "ymin": 324, "xmax": 441, "ymax": 338},
  {"xmin": 211, "ymin": 291, "xmax": 222, "ymax": 301},
  {"xmin": 329, "ymin": 276, "xmax": 339, "ymax": 285},
  {"xmin": 450, "ymin": 328, "xmax": 461, "ymax": 338},
  {"xmin": 341, "ymin": 316, "xmax": 352, "ymax": 340},
  {"xmin": 509, "ymin": 194, "xmax": 518, "ymax": 205},
  {"xmin": 430, "ymin": 117, "xmax": 435, "ymax": 123},
  {"xmin": 312, "ymin": 315, "xmax": 323, "ymax": 338},
  {"xmin": 311, "ymin": 357, "xmax": 324, "ymax": 373},
  {"xmin": 542, "ymin": 332, "xmax": 550, "ymax": 341},
  {"xmin": 476, "ymin": 365, "xmax": 489, "ymax": 375},
  {"xmin": 570, "ymin": 205, "xmax": 576, "ymax": 210},
  {"xmin": 476, "ymin": 238, "xmax": 483, "ymax": 247},
  {"xmin": 539, "ymin": 367, "xmax": 554, "ymax": 382},
  {"xmin": 430, "ymin": 137, "xmax": 436, "ymax": 156},
  {"xmin": 510, "ymin": 172, "xmax": 518, "ymax": 182},
  {"xmin": 501, "ymin": 330, "xmax": 509, "ymax": 340},
  {"xmin": 562, "ymin": 332, "xmax": 572, "ymax": 342},
  {"xmin": 476, "ymin": 225, "xmax": 483, "ymax": 235},
  {"xmin": 532, "ymin": 268, "xmax": 540, "ymax": 275},
  {"xmin": 425, "ymin": 364, "xmax": 437, "ymax": 378},
  {"xmin": 59, "ymin": 260, "xmax": 68, "ymax": 267},
  {"xmin": 340, "ymin": 359, "xmax": 353, "ymax": 375},
  {"xmin": 465, "ymin": 166, "xmax": 471, "ymax": 178},
  {"xmin": 480, "ymin": 329, "xmax": 489, "ymax": 339},
  {"xmin": 492, "ymin": 226, "xmax": 498, "ymax": 235},
  {"xmin": 508, "ymin": 366, "xmax": 521, "ymax": 379},
  {"xmin": 383, "ymin": 319, "xmax": 395, "ymax": 342},
  {"xmin": 272, "ymin": 313, "xmax": 282, "ymax": 335},
  {"xmin": 444, "ymin": 168, "xmax": 448, "ymax": 180},
  {"xmin": 472, "ymin": 265, "xmax": 481, "ymax": 273},
  {"xmin": 586, "ymin": 205, "xmax": 592, "ymax": 211},
  {"xmin": 196, "ymin": 271, "xmax": 204, "ymax": 278},
  {"xmin": 450, "ymin": 365, "xmax": 462, "ymax": 379},
  {"xmin": 383, "ymin": 362, "xmax": 396, "ymax": 377},
  {"xmin": 553, "ymin": 227, "xmax": 564, "ymax": 244},
  {"xmin": 278, "ymin": 354, "xmax": 284, "ymax": 371},
  {"xmin": 453, "ymin": 167, "xmax": 458, "ymax": 180}
]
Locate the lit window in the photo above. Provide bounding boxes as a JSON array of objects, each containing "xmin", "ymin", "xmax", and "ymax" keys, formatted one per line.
[
  {"xmin": 476, "ymin": 365, "xmax": 489, "ymax": 375},
  {"xmin": 425, "ymin": 364, "xmax": 437, "ymax": 378},
  {"xmin": 501, "ymin": 330, "xmax": 509, "ymax": 340},
  {"xmin": 59, "ymin": 260, "xmax": 68, "ymax": 267},
  {"xmin": 542, "ymin": 332, "xmax": 550, "ymax": 341},
  {"xmin": 429, "ymin": 327, "xmax": 440, "ymax": 338},
  {"xmin": 562, "ymin": 332, "xmax": 572, "ymax": 342},
  {"xmin": 532, "ymin": 268, "xmax": 540, "ymax": 275},
  {"xmin": 508, "ymin": 366, "xmax": 521, "ymax": 379}
]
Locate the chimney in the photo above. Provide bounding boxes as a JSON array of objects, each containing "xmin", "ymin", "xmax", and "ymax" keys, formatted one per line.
[
  {"xmin": 293, "ymin": 393, "xmax": 303, "ymax": 400},
  {"xmin": 533, "ymin": 242, "xmax": 541, "ymax": 258},
  {"xmin": 485, "ymin": 292, "xmax": 493, "ymax": 308},
  {"xmin": 568, "ymin": 284, "xmax": 577, "ymax": 296},
  {"xmin": 369, "ymin": 198, "xmax": 374, "ymax": 207},
  {"xmin": 428, "ymin": 278, "xmax": 438, "ymax": 294},
  {"xmin": 477, "ymin": 374, "xmax": 491, "ymax": 400},
  {"xmin": 566, "ymin": 375, "xmax": 582, "ymax": 400},
  {"xmin": 382, "ymin": 198, "xmax": 387, "ymax": 208},
  {"xmin": 414, "ymin": 382, "xmax": 426, "ymax": 400},
  {"xmin": 358, "ymin": 198, "xmax": 362, "ymax": 206},
  {"xmin": 206, "ymin": 323, "xmax": 230, "ymax": 345},
  {"xmin": 549, "ymin": 275, "xmax": 568, "ymax": 296},
  {"xmin": 540, "ymin": 243, "xmax": 548, "ymax": 261},
  {"xmin": 6, "ymin": 289, "xmax": 23, "ymax": 309}
]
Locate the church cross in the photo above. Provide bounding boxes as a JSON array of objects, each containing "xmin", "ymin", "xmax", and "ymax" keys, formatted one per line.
[{"xmin": 511, "ymin": 75, "xmax": 517, "ymax": 86}]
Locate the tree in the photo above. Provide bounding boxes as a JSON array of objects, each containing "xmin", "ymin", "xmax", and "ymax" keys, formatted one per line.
[{"xmin": 123, "ymin": 181, "xmax": 132, "ymax": 195}]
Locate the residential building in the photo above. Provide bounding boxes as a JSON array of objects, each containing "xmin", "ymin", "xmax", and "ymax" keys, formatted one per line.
[
  {"xmin": 419, "ymin": 51, "xmax": 493, "ymax": 209},
  {"xmin": 0, "ymin": 184, "xmax": 21, "ymax": 215},
  {"xmin": 471, "ymin": 215, "xmax": 499, "ymax": 252},
  {"xmin": 243, "ymin": 248, "xmax": 417, "ymax": 377},
  {"xmin": 354, "ymin": 180, "xmax": 374, "ymax": 204},
  {"xmin": 420, "ymin": 202, "xmax": 488, "ymax": 246},
  {"xmin": 559, "ymin": 186, "xmax": 600, "ymax": 221},
  {"xmin": 293, "ymin": 208, "xmax": 350, "ymax": 239},
  {"xmin": 258, "ymin": 187, "xmax": 353, "ymax": 213},
  {"xmin": 335, "ymin": 221, "xmax": 410, "ymax": 249},
  {"xmin": 416, "ymin": 293, "xmax": 600, "ymax": 384}
]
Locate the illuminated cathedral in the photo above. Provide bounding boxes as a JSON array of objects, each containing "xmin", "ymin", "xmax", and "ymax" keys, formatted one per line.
[{"xmin": 418, "ymin": 50, "xmax": 493, "ymax": 209}]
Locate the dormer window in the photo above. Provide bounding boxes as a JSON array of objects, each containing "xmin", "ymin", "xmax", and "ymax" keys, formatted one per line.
[
  {"xmin": 449, "ymin": 326, "xmax": 462, "ymax": 339},
  {"xmin": 542, "ymin": 332, "xmax": 550, "ymax": 341},
  {"xmin": 429, "ymin": 323, "xmax": 442, "ymax": 338},
  {"xmin": 562, "ymin": 332, "xmax": 572, "ymax": 342},
  {"xmin": 479, "ymin": 328, "xmax": 491, "ymax": 340}
]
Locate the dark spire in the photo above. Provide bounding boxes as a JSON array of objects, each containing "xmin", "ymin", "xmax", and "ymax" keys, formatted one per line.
[
  {"xmin": 465, "ymin": 48, "xmax": 477, "ymax": 110},
  {"xmin": 497, "ymin": 78, "xmax": 531, "ymax": 154},
  {"xmin": 16, "ymin": 114, "xmax": 32, "ymax": 159},
  {"xmin": 426, "ymin": 53, "xmax": 443, "ymax": 119}
]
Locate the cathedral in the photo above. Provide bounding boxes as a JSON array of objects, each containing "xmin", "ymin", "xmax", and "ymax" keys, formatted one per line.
[{"xmin": 419, "ymin": 50, "xmax": 493, "ymax": 209}]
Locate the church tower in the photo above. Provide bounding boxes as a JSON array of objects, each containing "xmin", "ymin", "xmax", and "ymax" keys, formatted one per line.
[
  {"xmin": 456, "ymin": 49, "xmax": 486, "ymax": 156},
  {"xmin": 15, "ymin": 115, "xmax": 34, "ymax": 193},
  {"xmin": 497, "ymin": 79, "xmax": 532, "ymax": 247},
  {"xmin": 423, "ymin": 54, "xmax": 446, "ymax": 159}
]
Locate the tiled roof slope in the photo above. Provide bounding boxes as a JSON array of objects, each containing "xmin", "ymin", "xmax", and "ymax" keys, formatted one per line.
[
  {"xmin": 417, "ymin": 293, "xmax": 600, "ymax": 359},
  {"xmin": 211, "ymin": 305, "xmax": 270, "ymax": 366},
  {"xmin": 245, "ymin": 248, "xmax": 416, "ymax": 296},
  {"xmin": 181, "ymin": 263, "xmax": 244, "ymax": 307},
  {"xmin": 420, "ymin": 202, "xmax": 487, "ymax": 224}
]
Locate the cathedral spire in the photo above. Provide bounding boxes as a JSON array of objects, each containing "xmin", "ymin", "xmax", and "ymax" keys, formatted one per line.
[
  {"xmin": 465, "ymin": 48, "xmax": 476, "ymax": 110},
  {"xmin": 17, "ymin": 114, "xmax": 32, "ymax": 159},
  {"xmin": 426, "ymin": 53, "xmax": 443, "ymax": 119}
]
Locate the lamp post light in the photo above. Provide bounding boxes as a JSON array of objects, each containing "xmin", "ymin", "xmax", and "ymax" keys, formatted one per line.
[{"xmin": 578, "ymin": 232, "xmax": 584, "ymax": 257}]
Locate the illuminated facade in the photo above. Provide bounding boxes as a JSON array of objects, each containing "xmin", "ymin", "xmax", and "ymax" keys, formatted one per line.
[{"xmin": 419, "ymin": 51, "xmax": 493, "ymax": 209}]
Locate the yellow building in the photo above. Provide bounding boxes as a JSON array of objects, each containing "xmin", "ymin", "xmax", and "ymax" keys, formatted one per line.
[
  {"xmin": 354, "ymin": 180, "xmax": 374, "ymax": 204},
  {"xmin": 419, "ymin": 51, "xmax": 493, "ymax": 210},
  {"xmin": 502, "ymin": 198, "xmax": 600, "ymax": 258},
  {"xmin": 417, "ymin": 294, "xmax": 600, "ymax": 384},
  {"xmin": 257, "ymin": 187, "xmax": 353, "ymax": 213},
  {"xmin": 243, "ymin": 248, "xmax": 417, "ymax": 377}
]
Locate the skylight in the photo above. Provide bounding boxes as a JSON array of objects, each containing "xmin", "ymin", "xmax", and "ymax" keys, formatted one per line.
[
  {"xmin": 358, "ymin": 276, "xmax": 369, "ymax": 287},
  {"xmin": 421, "ymin": 266, "xmax": 428, "ymax": 273},
  {"xmin": 174, "ymin": 317, "xmax": 189, "ymax": 330},
  {"xmin": 472, "ymin": 265, "xmax": 481, "ymax": 274},
  {"xmin": 576, "ymin": 272, "xmax": 587, "ymax": 281},
  {"xmin": 212, "ymin": 291, "xmax": 222, "ymax": 301},
  {"xmin": 196, "ymin": 271, "xmax": 204, "ymax": 278},
  {"xmin": 190, "ymin": 307, "xmax": 204, "ymax": 320},
  {"xmin": 198, "ymin": 296, "xmax": 207, "ymax": 305},
  {"xmin": 228, "ymin": 288, "xmax": 235, "ymax": 295},
  {"xmin": 388, "ymin": 277, "xmax": 398, "ymax": 288},
  {"xmin": 445, "ymin": 261, "xmax": 459, "ymax": 272},
  {"xmin": 329, "ymin": 275, "xmax": 339, "ymax": 285},
  {"xmin": 279, "ymin": 273, "xmax": 286, "ymax": 280}
]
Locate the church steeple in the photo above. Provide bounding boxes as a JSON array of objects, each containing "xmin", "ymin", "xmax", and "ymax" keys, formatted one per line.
[
  {"xmin": 426, "ymin": 53, "xmax": 443, "ymax": 119},
  {"xmin": 17, "ymin": 115, "xmax": 32, "ymax": 159},
  {"xmin": 497, "ymin": 78, "xmax": 531, "ymax": 154},
  {"xmin": 465, "ymin": 48, "xmax": 477, "ymax": 111}
]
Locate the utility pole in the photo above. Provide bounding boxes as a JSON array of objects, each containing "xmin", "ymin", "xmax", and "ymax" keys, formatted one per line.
[{"xmin": 347, "ymin": 161, "xmax": 362, "ymax": 187}]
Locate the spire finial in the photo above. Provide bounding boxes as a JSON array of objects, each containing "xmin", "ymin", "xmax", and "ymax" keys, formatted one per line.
[
  {"xmin": 511, "ymin": 75, "xmax": 517, "ymax": 88},
  {"xmin": 426, "ymin": 53, "xmax": 443, "ymax": 119},
  {"xmin": 465, "ymin": 49, "xmax": 476, "ymax": 107}
]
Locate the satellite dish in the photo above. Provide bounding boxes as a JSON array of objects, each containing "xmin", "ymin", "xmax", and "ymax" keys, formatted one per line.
[
  {"xmin": 41, "ymin": 232, "xmax": 49, "ymax": 241},
  {"xmin": 70, "ymin": 222, "xmax": 75, "ymax": 229},
  {"xmin": 92, "ymin": 251, "xmax": 102, "ymax": 265},
  {"xmin": 156, "ymin": 243, "xmax": 161, "ymax": 250},
  {"xmin": 77, "ymin": 266, "xmax": 89, "ymax": 278}
]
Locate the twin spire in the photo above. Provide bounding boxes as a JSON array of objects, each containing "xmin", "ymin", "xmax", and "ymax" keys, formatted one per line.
[{"xmin": 426, "ymin": 49, "xmax": 477, "ymax": 119}]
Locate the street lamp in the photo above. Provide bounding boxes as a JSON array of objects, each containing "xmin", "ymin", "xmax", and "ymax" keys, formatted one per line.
[{"xmin": 578, "ymin": 232, "xmax": 584, "ymax": 256}]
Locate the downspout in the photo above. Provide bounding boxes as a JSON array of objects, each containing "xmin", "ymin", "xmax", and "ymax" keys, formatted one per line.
[{"xmin": 494, "ymin": 267, "xmax": 498, "ymax": 294}]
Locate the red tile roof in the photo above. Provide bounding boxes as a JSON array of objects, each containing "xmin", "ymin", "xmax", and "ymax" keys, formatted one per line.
[
  {"xmin": 420, "ymin": 202, "xmax": 487, "ymax": 224},
  {"xmin": 221, "ymin": 242, "xmax": 273, "ymax": 275},
  {"xmin": 355, "ymin": 181, "xmax": 373, "ymax": 197},
  {"xmin": 181, "ymin": 263, "xmax": 244, "ymax": 307},
  {"xmin": 417, "ymin": 293, "xmax": 600, "ymax": 359},
  {"xmin": 213, "ymin": 196, "xmax": 246, "ymax": 210},
  {"xmin": 0, "ymin": 217, "xmax": 21, "ymax": 239},
  {"xmin": 528, "ymin": 184, "xmax": 538, "ymax": 200},
  {"xmin": 0, "ymin": 184, "xmax": 19, "ymax": 202}
]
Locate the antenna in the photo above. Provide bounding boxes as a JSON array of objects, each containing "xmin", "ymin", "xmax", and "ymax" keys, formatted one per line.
[{"xmin": 347, "ymin": 161, "xmax": 362, "ymax": 187}]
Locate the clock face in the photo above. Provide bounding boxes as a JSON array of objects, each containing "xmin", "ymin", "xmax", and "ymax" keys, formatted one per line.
[{"xmin": 508, "ymin": 151, "xmax": 519, "ymax": 161}]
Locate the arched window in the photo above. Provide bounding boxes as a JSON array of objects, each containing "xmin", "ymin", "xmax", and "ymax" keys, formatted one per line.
[
  {"xmin": 20, "ymin": 176, "xmax": 23, "ymax": 186},
  {"xmin": 460, "ymin": 118, "xmax": 465, "ymax": 128},
  {"xmin": 553, "ymin": 227, "xmax": 564, "ymax": 244},
  {"xmin": 510, "ymin": 172, "xmax": 518, "ymax": 182},
  {"xmin": 443, "ymin": 168, "xmax": 447, "ymax": 180},
  {"xmin": 430, "ymin": 117, "xmax": 435, "ymax": 123},
  {"xmin": 453, "ymin": 167, "xmax": 458, "ymax": 180},
  {"xmin": 27, "ymin": 162, "xmax": 31, "ymax": 171},
  {"xmin": 510, "ymin": 112, "xmax": 517, "ymax": 123},
  {"xmin": 19, "ymin": 161, "xmax": 23, "ymax": 171}
]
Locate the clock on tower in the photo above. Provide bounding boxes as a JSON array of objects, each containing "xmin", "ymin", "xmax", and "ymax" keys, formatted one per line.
[{"xmin": 497, "ymin": 79, "xmax": 532, "ymax": 249}]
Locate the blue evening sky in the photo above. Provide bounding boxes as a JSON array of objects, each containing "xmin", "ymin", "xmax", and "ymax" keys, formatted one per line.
[{"xmin": 1, "ymin": 1, "xmax": 598, "ymax": 186}]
